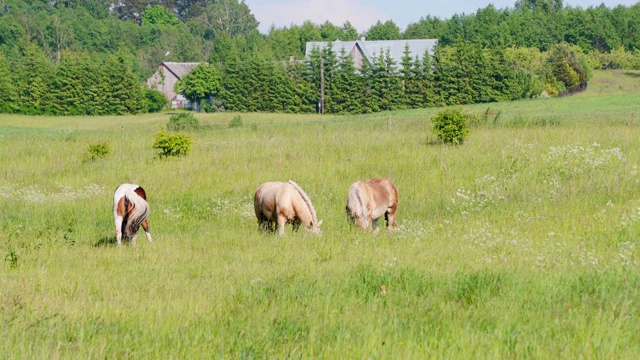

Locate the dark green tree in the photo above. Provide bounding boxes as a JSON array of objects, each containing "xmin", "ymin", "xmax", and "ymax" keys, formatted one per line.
[
  {"xmin": 400, "ymin": 44, "xmax": 426, "ymax": 109},
  {"xmin": 14, "ymin": 42, "xmax": 52, "ymax": 115},
  {"xmin": 93, "ymin": 49, "xmax": 144, "ymax": 114},
  {"xmin": 48, "ymin": 51, "xmax": 99, "ymax": 115},
  {"xmin": 0, "ymin": 51, "xmax": 18, "ymax": 113},
  {"xmin": 331, "ymin": 47, "xmax": 361, "ymax": 114}
]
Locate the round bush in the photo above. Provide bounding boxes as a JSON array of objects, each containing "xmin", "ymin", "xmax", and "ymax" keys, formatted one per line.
[
  {"xmin": 431, "ymin": 108, "xmax": 471, "ymax": 145},
  {"xmin": 153, "ymin": 130, "xmax": 192, "ymax": 158},
  {"xmin": 167, "ymin": 113, "xmax": 200, "ymax": 131}
]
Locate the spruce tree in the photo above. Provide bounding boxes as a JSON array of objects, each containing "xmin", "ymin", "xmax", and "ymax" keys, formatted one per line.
[
  {"xmin": 219, "ymin": 58, "xmax": 248, "ymax": 111},
  {"xmin": 15, "ymin": 42, "xmax": 52, "ymax": 115},
  {"xmin": 332, "ymin": 48, "xmax": 361, "ymax": 114},
  {"xmin": 95, "ymin": 50, "xmax": 144, "ymax": 115},
  {"xmin": 49, "ymin": 52, "xmax": 99, "ymax": 115},
  {"xmin": 287, "ymin": 61, "xmax": 316, "ymax": 114},
  {"xmin": 0, "ymin": 52, "xmax": 18, "ymax": 114}
]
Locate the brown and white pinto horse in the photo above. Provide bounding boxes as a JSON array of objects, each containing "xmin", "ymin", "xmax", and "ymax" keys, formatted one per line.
[
  {"xmin": 254, "ymin": 180, "xmax": 322, "ymax": 236},
  {"xmin": 346, "ymin": 177, "xmax": 398, "ymax": 234},
  {"xmin": 113, "ymin": 183, "xmax": 152, "ymax": 245}
]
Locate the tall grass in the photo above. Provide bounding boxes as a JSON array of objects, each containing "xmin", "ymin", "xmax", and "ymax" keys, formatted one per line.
[{"xmin": 1, "ymin": 71, "xmax": 640, "ymax": 358}]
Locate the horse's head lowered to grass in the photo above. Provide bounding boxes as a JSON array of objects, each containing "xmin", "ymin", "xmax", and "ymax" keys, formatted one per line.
[
  {"xmin": 346, "ymin": 177, "xmax": 398, "ymax": 234},
  {"xmin": 113, "ymin": 183, "xmax": 153, "ymax": 245},
  {"xmin": 254, "ymin": 180, "xmax": 322, "ymax": 236}
]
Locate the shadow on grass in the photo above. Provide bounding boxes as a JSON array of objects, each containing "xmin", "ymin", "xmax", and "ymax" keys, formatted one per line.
[
  {"xmin": 623, "ymin": 71, "xmax": 640, "ymax": 78},
  {"xmin": 94, "ymin": 235, "xmax": 117, "ymax": 247}
]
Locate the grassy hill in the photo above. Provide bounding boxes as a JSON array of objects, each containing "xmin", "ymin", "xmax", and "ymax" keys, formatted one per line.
[{"xmin": 1, "ymin": 70, "xmax": 639, "ymax": 358}]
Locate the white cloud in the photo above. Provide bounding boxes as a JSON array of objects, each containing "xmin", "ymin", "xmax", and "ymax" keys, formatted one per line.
[{"xmin": 247, "ymin": 0, "xmax": 389, "ymax": 33}]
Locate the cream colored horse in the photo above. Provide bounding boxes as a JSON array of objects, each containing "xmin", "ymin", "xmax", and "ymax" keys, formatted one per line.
[
  {"xmin": 346, "ymin": 177, "xmax": 398, "ymax": 234},
  {"xmin": 254, "ymin": 180, "xmax": 322, "ymax": 235},
  {"xmin": 113, "ymin": 183, "xmax": 152, "ymax": 245}
]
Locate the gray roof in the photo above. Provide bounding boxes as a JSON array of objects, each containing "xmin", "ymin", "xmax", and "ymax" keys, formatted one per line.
[
  {"xmin": 162, "ymin": 62, "xmax": 202, "ymax": 79},
  {"xmin": 305, "ymin": 39, "xmax": 438, "ymax": 65}
]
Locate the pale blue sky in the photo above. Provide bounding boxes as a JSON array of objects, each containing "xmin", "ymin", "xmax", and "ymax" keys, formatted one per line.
[{"xmin": 244, "ymin": 0, "xmax": 640, "ymax": 33}]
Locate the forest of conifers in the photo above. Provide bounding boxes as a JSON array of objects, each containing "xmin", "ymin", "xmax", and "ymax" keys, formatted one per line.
[{"xmin": 0, "ymin": 0, "xmax": 639, "ymax": 115}]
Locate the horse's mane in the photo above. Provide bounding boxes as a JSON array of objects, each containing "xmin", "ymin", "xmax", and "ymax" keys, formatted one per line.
[
  {"xmin": 288, "ymin": 180, "xmax": 318, "ymax": 224},
  {"xmin": 124, "ymin": 189, "xmax": 150, "ymax": 237}
]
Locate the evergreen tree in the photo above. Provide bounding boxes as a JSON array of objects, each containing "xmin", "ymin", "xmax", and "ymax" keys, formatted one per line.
[
  {"xmin": 331, "ymin": 48, "xmax": 361, "ymax": 114},
  {"xmin": 0, "ymin": 51, "xmax": 18, "ymax": 113},
  {"xmin": 93, "ymin": 50, "xmax": 144, "ymax": 115},
  {"xmin": 304, "ymin": 46, "xmax": 325, "ymax": 113},
  {"xmin": 400, "ymin": 44, "xmax": 426, "ymax": 108},
  {"xmin": 377, "ymin": 49, "xmax": 404, "ymax": 110},
  {"xmin": 218, "ymin": 58, "xmax": 248, "ymax": 111},
  {"xmin": 48, "ymin": 51, "xmax": 99, "ymax": 115},
  {"xmin": 320, "ymin": 45, "xmax": 337, "ymax": 114},
  {"xmin": 361, "ymin": 50, "xmax": 403, "ymax": 112},
  {"xmin": 14, "ymin": 42, "xmax": 52, "ymax": 115},
  {"xmin": 358, "ymin": 58, "xmax": 376, "ymax": 113},
  {"xmin": 421, "ymin": 46, "xmax": 439, "ymax": 107},
  {"xmin": 286, "ymin": 61, "xmax": 315, "ymax": 113}
]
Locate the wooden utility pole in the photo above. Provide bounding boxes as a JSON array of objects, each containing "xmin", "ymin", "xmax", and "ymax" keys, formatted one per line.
[{"xmin": 320, "ymin": 57, "xmax": 325, "ymax": 115}]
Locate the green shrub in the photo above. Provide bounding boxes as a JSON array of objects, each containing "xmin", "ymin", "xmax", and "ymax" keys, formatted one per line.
[
  {"xmin": 83, "ymin": 142, "xmax": 110, "ymax": 162},
  {"xmin": 153, "ymin": 130, "xmax": 192, "ymax": 158},
  {"xmin": 144, "ymin": 88, "xmax": 168, "ymax": 113},
  {"xmin": 431, "ymin": 108, "xmax": 471, "ymax": 144},
  {"xmin": 167, "ymin": 113, "xmax": 200, "ymax": 131},
  {"xmin": 229, "ymin": 115, "xmax": 243, "ymax": 128}
]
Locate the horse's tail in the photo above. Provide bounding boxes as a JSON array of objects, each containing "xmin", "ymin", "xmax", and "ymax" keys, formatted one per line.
[
  {"xmin": 288, "ymin": 180, "xmax": 318, "ymax": 224},
  {"xmin": 124, "ymin": 189, "xmax": 150, "ymax": 238}
]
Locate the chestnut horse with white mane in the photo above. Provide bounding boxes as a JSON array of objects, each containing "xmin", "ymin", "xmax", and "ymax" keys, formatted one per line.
[
  {"xmin": 346, "ymin": 177, "xmax": 398, "ymax": 234},
  {"xmin": 254, "ymin": 180, "xmax": 322, "ymax": 235},
  {"xmin": 113, "ymin": 183, "xmax": 153, "ymax": 245}
]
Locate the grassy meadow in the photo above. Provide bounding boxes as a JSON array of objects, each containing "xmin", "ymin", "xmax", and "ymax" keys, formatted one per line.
[{"xmin": 1, "ymin": 70, "xmax": 640, "ymax": 358}]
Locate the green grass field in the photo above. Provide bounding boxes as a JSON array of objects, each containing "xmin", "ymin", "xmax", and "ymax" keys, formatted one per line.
[{"xmin": 1, "ymin": 70, "xmax": 640, "ymax": 358}]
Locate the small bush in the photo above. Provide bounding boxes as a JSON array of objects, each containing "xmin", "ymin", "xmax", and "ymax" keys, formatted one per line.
[
  {"xmin": 144, "ymin": 88, "xmax": 168, "ymax": 113},
  {"xmin": 83, "ymin": 142, "xmax": 110, "ymax": 162},
  {"xmin": 431, "ymin": 108, "xmax": 471, "ymax": 144},
  {"xmin": 167, "ymin": 113, "xmax": 200, "ymax": 131},
  {"xmin": 229, "ymin": 115, "xmax": 243, "ymax": 128},
  {"xmin": 153, "ymin": 130, "xmax": 192, "ymax": 158}
]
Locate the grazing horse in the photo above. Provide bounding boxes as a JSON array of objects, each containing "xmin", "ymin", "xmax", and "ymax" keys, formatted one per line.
[
  {"xmin": 113, "ymin": 183, "xmax": 153, "ymax": 245},
  {"xmin": 254, "ymin": 180, "xmax": 322, "ymax": 236},
  {"xmin": 346, "ymin": 177, "xmax": 398, "ymax": 234}
]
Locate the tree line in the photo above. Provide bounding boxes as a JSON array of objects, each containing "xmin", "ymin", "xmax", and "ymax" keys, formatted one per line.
[
  {"xmin": 181, "ymin": 41, "xmax": 588, "ymax": 114},
  {"xmin": 0, "ymin": 0, "xmax": 637, "ymax": 115}
]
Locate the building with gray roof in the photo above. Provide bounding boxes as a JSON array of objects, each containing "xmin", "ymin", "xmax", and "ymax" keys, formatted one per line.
[
  {"xmin": 146, "ymin": 62, "xmax": 201, "ymax": 109},
  {"xmin": 305, "ymin": 38, "xmax": 438, "ymax": 69}
]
